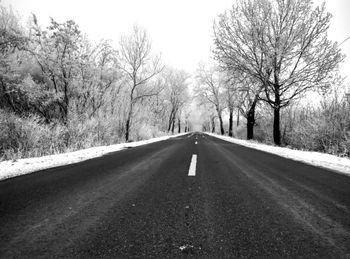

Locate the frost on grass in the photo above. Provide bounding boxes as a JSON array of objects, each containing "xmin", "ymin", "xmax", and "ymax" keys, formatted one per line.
[
  {"xmin": 0, "ymin": 133, "xmax": 189, "ymax": 181},
  {"xmin": 207, "ymin": 133, "xmax": 350, "ymax": 176}
]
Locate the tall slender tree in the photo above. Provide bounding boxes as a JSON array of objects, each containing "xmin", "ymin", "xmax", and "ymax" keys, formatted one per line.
[
  {"xmin": 160, "ymin": 68, "xmax": 190, "ymax": 134},
  {"xmin": 118, "ymin": 25, "xmax": 163, "ymax": 141},
  {"xmin": 227, "ymin": 73, "xmax": 264, "ymax": 140},
  {"xmin": 196, "ymin": 64, "xmax": 225, "ymax": 135}
]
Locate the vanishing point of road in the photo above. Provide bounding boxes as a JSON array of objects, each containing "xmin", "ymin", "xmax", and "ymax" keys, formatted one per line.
[{"xmin": 1, "ymin": 133, "xmax": 350, "ymax": 258}]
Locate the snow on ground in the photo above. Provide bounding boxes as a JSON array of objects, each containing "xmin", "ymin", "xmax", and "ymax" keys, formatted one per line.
[
  {"xmin": 207, "ymin": 132, "xmax": 350, "ymax": 176},
  {"xmin": 0, "ymin": 132, "xmax": 189, "ymax": 181}
]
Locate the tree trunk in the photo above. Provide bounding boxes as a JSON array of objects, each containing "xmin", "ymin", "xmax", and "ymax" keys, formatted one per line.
[
  {"xmin": 246, "ymin": 102, "xmax": 256, "ymax": 140},
  {"xmin": 125, "ymin": 103, "xmax": 133, "ymax": 142},
  {"xmin": 228, "ymin": 108, "xmax": 233, "ymax": 137},
  {"xmin": 168, "ymin": 110, "xmax": 174, "ymax": 132},
  {"xmin": 211, "ymin": 117, "xmax": 215, "ymax": 133},
  {"xmin": 178, "ymin": 118, "xmax": 181, "ymax": 133},
  {"xmin": 125, "ymin": 117, "xmax": 131, "ymax": 142},
  {"xmin": 272, "ymin": 77, "xmax": 282, "ymax": 145},
  {"xmin": 63, "ymin": 82, "xmax": 69, "ymax": 125},
  {"xmin": 237, "ymin": 108, "xmax": 240, "ymax": 127},
  {"xmin": 273, "ymin": 106, "xmax": 281, "ymax": 145},
  {"xmin": 246, "ymin": 111, "xmax": 254, "ymax": 140},
  {"xmin": 171, "ymin": 117, "xmax": 175, "ymax": 134},
  {"xmin": 218, "ymin": 114, "xmax": 224, "ymax": 135}
]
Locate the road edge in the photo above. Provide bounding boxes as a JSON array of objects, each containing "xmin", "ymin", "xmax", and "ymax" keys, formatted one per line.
[
  {"xmin": 205, "ymin": 132, "xmax": 350, "ymax": 177},
  {"xmin": 0, "ymin": 132, "xmax": 191, "ymax": 181}
]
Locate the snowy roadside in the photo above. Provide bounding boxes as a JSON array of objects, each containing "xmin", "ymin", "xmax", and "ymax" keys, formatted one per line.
[
  {"xmin": 206, "ymin": 132, "xmax": 350, "ymax": 176},
  {"xmin": 0, "ymin": 132, "xmax": 190, "ymax": 181}
]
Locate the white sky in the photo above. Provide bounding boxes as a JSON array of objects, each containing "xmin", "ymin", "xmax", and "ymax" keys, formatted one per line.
[{"xmin": 2, "ymin": 0, "xmax": 350, "ymax": 79}]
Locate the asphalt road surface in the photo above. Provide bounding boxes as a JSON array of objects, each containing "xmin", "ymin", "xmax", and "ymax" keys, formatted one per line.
[{"xmin": 1, "ymin": 133, "xmax": 350, "ymax": 258}]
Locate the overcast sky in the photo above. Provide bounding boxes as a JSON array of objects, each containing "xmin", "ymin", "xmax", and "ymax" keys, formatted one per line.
[{"xmin": 3, "ymin": 0, "xmax": 350, "ymax": 81}]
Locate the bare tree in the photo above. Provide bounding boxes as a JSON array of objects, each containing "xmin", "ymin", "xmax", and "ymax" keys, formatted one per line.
[
  {"xmin": 30, "ymin": 18, "xmax": 82, "ymax": 124},
  {"xmin": 118, "ymin": 25, "xmax": 163, "ymax": 141},
  {"xmin": 160, "ymin": 68, "xmax": 190, "ymax": 134},
  {"xmin": 75, "ymin": 38, "xmax": 121, "ymax": 118},
  {"xmin": 183, "ymin": 107, "xmax": 192, "ymax": 132},
  {"xmin": 214, "ymin": 0, "xmax": 343, "ymax": 145},
  {"xmin": 196, "ymin": 64, "xmax": 225, "ymax": 135},
  {"xmin": 227, "ymin": 73, "xmax": 264, "ymax": 140}
]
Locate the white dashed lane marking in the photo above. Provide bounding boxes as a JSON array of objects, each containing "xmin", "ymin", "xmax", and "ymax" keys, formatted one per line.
[{"xmin": 188, "ymin": 154, "xmax": 197, "ymax": 176}]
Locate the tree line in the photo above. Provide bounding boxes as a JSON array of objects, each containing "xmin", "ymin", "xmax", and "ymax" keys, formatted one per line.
[
  {"xmin": 195, "ymin": 0, "xmax": 349, "ymax": 156},
  {"xmin": 0, "ymin": 5, "xmax": 191, "ymax": 159}
]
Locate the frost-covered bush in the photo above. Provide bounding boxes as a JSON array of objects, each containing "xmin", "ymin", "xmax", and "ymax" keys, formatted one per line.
[
  {"xmin": 0, "ymin": 110, "xmax": 124, "ymax": 160},
  {"xmin": 284, "ymin": 96, "xmax": 350, "ymax": 156},
  {"xmin": 0, "ymin": 110, "xmax": 68, "ymax": 160},
  {"xmin": 134, "ymin": 123, "xmax": 165, "ymax": 141},
  {"xmin": 65, "ymin": 114, "xmax": 122, "ymax": 149},
  {"xmin": 246, "ymin": 89, "xmax": 350, "ymax": 157},
  {"xmin": 234, "ymin": 124, "xmax": 246, "ymax": 139}
]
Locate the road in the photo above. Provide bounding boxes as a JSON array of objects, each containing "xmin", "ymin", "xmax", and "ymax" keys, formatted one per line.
[{"xmin": 1, "ymin": 133, "xmax": 350, "ymax": 258}]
